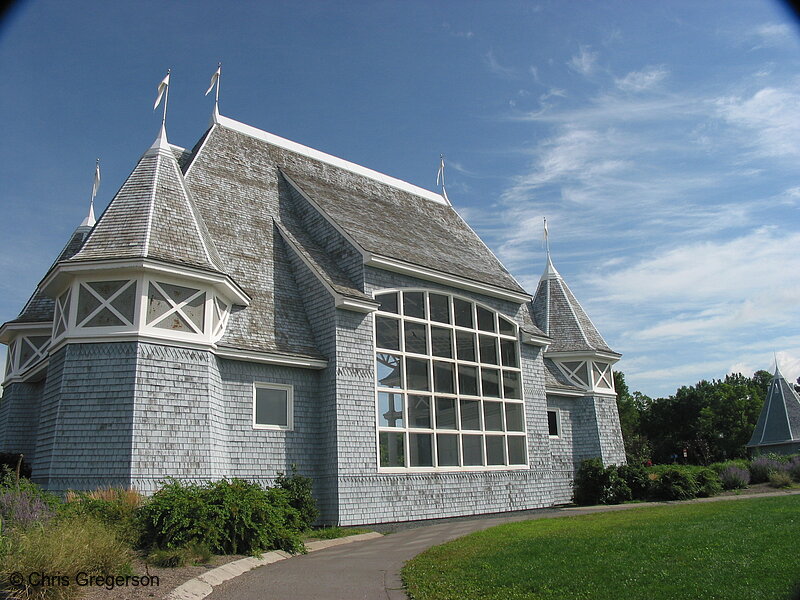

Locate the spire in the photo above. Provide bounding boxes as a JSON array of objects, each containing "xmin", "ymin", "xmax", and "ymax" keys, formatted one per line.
[
  {"xmin": 147, "ymin": 123, "xmax": 172, "ymax": 156},
  {"xmin": 532, "ymin": 250, "xmax": 616, "ymax": 354},
  {"xmin": 68, "ymin": 124, "xmax": 226, "ymax": 275},
  {"xmin": 748, "ymin": 362, "xmax": 800, "ymax": 447},
  {"xmin": 540, "ymin": 219, "xmax": 559, "ymax": 281}
]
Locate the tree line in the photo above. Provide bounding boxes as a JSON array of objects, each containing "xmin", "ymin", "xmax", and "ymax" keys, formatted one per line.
[{"xmin": 614, "ymin": 370, "xmax": 774, "ymax": 466}]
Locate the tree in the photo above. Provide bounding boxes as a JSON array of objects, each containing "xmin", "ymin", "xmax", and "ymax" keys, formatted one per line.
[{"xmin": 613, "ymin": 371, "xmax": 652, "ymax": 465}]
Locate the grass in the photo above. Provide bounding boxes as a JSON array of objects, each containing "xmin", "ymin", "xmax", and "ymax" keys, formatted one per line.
[
  {"xmin": 403, "ymin": 496, "xmax": 800, "ymax": 600},
  {"xmin": 307, "ymin": 526, "xmax": 373, "ymax": 540}
]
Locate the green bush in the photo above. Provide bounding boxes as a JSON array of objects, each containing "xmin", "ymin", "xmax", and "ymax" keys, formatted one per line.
[
  {"xmin": 138, "ymin": 478, "xmax": 306, "ymax": 555},
  {"xmin": 617, "ymin": 464, "xmax": 650, "ymax": 500},
  {"xmin": 768, "ymin": 470, "xmax": 793, "ymax": 489},
  {"xmin": 650, "ymin": 467, "xmax": 699, "ymax": 501},
  {"xmin": 694, "ymin": 468, "xmax": 722, "ymax": 497},
  {"xmin": 573, "ymin": 459, "xmax": 631, "ymax": 506},
  {"xmin": 62, "ymin": 488, "xmax": 144, "ymax": 547},
  {"xmin": 0, "ymin": 516, "xmax": 131, "ymax": 600},
  {"xmin": 147, "ymin": 541, "xmax": 212, "ymax": 568},
  {"xmin": 709, "ymin": 459, "xmax": 750, "ymax": 475},
  {"xmin": 275, "ymin": 466, "xmax": 319, "ymax": 529}
]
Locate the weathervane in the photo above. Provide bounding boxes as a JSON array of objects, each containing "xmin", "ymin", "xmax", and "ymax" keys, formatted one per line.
[
  {"xmin": 436, "ymin": 154, "xmax": 451, "ymax": 205},
  {"xmin": 206, "ymin": 63, "xmax": 222, "ymax": 117},
  {"xmin": 153, "ymin": 69, "xmax": 171, "ymax": 127}
]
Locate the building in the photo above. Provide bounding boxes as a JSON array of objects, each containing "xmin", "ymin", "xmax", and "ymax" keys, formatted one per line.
[
  {"xmin": 0, "ymin": 111, "xmax": 624, "ymax": 525},
  {"xmin": 747, "ymin": 366, "xmax": 800, "ymax": 455}
]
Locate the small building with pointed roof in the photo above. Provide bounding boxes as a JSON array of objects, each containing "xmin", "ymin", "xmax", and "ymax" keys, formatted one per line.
[
  {"xmin": 0, "ymin": 110, "xmax": 624, "ymax": 525},
  {"xmin": 747, "ymin": 366, "xmax": 800, "ymax": 455}
]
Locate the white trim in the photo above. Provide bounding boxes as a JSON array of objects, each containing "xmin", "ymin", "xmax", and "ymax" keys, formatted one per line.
[
  {"xmin": 253, "ymin": 382, "xmax": 294, "ymax": 431},
  {"xmin": 142, "ymin": 152, "xmax": 161, "ymax": 259},
  {"xmin": 41, "ymin": 258, "xmax": 250, "ymax": 307},
  {"xmin": 547, "ymin": 408, "xmax": 561, "ymax": 438},
  {"xmin": 215, "ymin": 346, "xmax": 327, "ymax": 369},
  {"xmin": 373, "ymin": 289, "xmax": 529, "ymax": 471},
  {"xmin": 167, "ymin": 155, "xmax": 216, "ymax": 268},
  {"xmin": 365, "ymin": 254, "xmax": 531, "ymax": 304},
  {"xmin": 545, "ymin": 387, "xmax": 585, "ymax": 398},
  {"xmin": 183, "ymin": 124, "xmax": 216, "ymax": 178},
  {"xmin": 0, "ymin": 322, "xmax": 53, "ymax": 344},
  {"xmin": 336, "ymin": 297, "xmax": 379, "ymax": 313},
  {"xmin": 546, "ymin": 350, "xmax": 621, "ymax": 363},
  {"xmin": 3, "ymin": 357, "xmax": 49, "ymax": 386},
  {"xmin": 521, "ymin": 331, "xmax": 551, "ymax": 347},
  {"xmin": 216, "ymin": 115, "xmax": 448, "ymax": 205}
]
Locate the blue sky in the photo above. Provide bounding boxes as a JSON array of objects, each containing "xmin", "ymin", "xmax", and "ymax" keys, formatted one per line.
[{"xmin": 1, "ymin": 0, "xmax": 799, "ymax": 398}]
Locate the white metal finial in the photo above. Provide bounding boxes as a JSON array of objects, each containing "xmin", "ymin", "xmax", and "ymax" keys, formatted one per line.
[
  {"xmin": 206, "ymin": 63, "xmax": 222, "ymax": 120},
  {"xmin": 80, "ymin": 158, "xmax": 100, "ymax": 227},
  {"xmin": 154, "ymin": 69, "xmax": 171, "ymax": 127}
]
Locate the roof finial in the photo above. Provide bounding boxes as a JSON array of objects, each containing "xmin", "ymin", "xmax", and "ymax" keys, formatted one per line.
[
  {"xmin": 154, "ymin": 69, "xmax": 171, "ymax": 128},
  {"xmin": 206, "ymin": 63, "xmax": 221, "ymax": 122},
  {"xmin": 80, "ymin": 158, "xmax": 100, "ymax": 227},
  {"xmin": 436, "ymin": 154, "xmax": 451, "ymax": 205},
  {"xmin": 541, "ymin": 217, "xmax": 559, "ymax": 280}
]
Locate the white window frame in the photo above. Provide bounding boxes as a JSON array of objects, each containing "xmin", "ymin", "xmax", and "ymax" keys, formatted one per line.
[
  {"xmin": 547, "ymin": 408, "xmax": 561, "ymax": 438},
  {"xmin": 373, "ymin": 289, "xmax": 529, "ymax": 472},
  {"xmin": 253, "ymin": 382, "xmax": 294, "ymax": 431}
]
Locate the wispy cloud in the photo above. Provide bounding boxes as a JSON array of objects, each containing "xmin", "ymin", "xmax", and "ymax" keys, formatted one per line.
[
  {"xmin": 568, "ymin": 46, "xmax": 598, "ymax": 76},
  {"xmin": 615, "ymin": 66, "xmax": 668, "ymax": 92},
  {"xmin": 484, "ymin": 49, "xmax": 517, "ymax": 78}
]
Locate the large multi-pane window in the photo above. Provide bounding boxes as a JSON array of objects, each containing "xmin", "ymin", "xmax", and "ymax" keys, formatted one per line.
[{"xmin": 375, "ymin": 290, "xmax": 528, "ymax": 470}]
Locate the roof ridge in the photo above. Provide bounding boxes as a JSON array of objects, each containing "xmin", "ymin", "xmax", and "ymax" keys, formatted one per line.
[
  {"xmin": 142, "ymin": 153, "xmax": 160, "ymax": 259},
  {"xmin": 215, "ymin": 114, "xmax": 449, "ymax": 206}
]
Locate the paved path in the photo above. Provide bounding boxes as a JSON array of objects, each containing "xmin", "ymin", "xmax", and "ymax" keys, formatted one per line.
[{"xmin": 206, "ymin": 490, "xmax": 800, "ymax": 600}]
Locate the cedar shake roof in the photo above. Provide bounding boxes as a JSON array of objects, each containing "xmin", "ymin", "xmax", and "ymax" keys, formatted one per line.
[
  {"xmin": 543, "ymin": 358, "xmax": 583, "ymax": 394},
  {"xmin": 748, "ymin": 367, "xmax": 800, "ymax": 447},
  {"xmin": 532, "ymin": 256, "xmax": 616, "ymax": 355},
  {"xmin": 68, "ymin": 127, "xmax": 226, "ymax": 275},
  {"xmin": 9, "ymin": 225, "xmax": 92, "ymax": 324}
]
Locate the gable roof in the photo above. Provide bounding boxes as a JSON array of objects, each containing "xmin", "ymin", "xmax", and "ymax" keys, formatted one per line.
[
  {"xmin": 532, "ymin": 257, "xmax": 617, "ymax": 355},
  {"xmin": 207, "ymin": 115, "xmax": 527, "ymax": 297},
  {"xmin": 68, "ymin": 127, "xmax": 226, "ymax": 275},
  {"xmin": 748, "ymin": 366, "xmax": 800, "ymax": 447}
]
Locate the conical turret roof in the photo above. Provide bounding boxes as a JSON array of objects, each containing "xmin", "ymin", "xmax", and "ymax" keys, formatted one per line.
[
  {"xmin": 532, "ymin": 255, "xmax": 616, "ymax": 355},
  {"xmin": 748, "ymin": 366, "xmax": 800, "ymax": 447},
  {"xmin": 68, "ymin": 126, "xmax": 226, "ymax": 274}
]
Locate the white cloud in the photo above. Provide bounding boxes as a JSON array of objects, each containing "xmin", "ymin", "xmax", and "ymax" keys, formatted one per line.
[
  {"xmin": 716, "ymin": 86, "xmax": 800, "ymax": 159},
  {"xmin": 568, "ymin": 46, "xmax": 598, "ymax": 76},
  {"xmin": 615, "ymin": 66, "xmax": 668, "ymax": 92},
  {"xmin": 484, "ymin": 49, "xmax": 517, "ymax": 78},
  {"xmin": 751, "ymin": 22, "xmax": 794, "ymax": 46}
]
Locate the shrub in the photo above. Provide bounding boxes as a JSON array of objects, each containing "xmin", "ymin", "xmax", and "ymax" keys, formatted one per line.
[
  {"xmin": 573, "ymin": 459, "xmax": 631, "ymax": 506},
  {"xmin": 720, "ymin": 466, "xmax": 750, "ymax": 490},
  {"xmin": 147, "ymin": 541, "xmax": 212, "ymax": 568},
  {"xmin": 789, "ymin": 457, "xmax": 800, "ymax": 483},
  {"xmin": 63, "ymin": 487, "xmax": 145, "ymax": 547},
  {"xmin": 694, "ymin": 468, "xmax": 722, "ymax": 498},
  {"xmin": 275, "ymin": 465, "xmax": 319, "ymax": 529},
  {"xmin": 0, "ymin": 471, "xmax": 60, "ymax": 529},
  {"xmin": 0, "ymin": 454, "xmax": 31, "ymax": 479},
  {"xmin": 750, "ymin": 456, "xmax": 783, "ymax": 483},
  {"xmin": 650, "ymin": 468, "xmax": 699, "ymax": 501},
  {"xmin": 709, "ymin": 459, "xmax": 749, "ymax": 475},
  {"xmin": 617, "ymin": 464, "xmax": 650, "ymax": 500},
  {"xmin": 0, "ymin": 516, "xmax": 131, "ymax": 600},
  {"xmin": 768, "ymin": 470, "xmax": 793, "ymax": 489},
  {"xmin": 138, "ymin": 478, "xmax": 306, "ymax": 555}
]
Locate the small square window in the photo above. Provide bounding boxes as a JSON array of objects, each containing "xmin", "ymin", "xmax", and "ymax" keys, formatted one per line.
[
  {"xmin": 254, "ymin": 384, "xmax": 293, "ymax": 430},
  {"xmin": 547, "ymin": 409, "xmax": 560, "ymax": 437}
]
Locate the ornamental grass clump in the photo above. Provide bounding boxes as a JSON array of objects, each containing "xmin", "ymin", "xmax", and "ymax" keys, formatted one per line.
[
  {"xmin": 768, "ymin": 470, "xmax": 793, "ymax": 489},
  {"xmin": 749, "ymin": 456, "xmax": 783, "ymax": 483},
  {"xmin": 719, "ymin": 466, "xmax": 750, "ymax": 490},
  {"xmin": 63, "ymin": 487, "xmax": 145, "ymax": 547}
]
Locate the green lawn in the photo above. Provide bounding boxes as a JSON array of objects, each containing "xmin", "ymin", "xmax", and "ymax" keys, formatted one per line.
[{"xmin": 402, "ymin": 496, "xmax": 800, "ymax": 600}]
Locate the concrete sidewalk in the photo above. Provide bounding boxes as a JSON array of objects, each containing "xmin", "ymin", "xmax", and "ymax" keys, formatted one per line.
[{"xmin": 203, "ymin": 490, "xmax": 800, "ymax": 600}]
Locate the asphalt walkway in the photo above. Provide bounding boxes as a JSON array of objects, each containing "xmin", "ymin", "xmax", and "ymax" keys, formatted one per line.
[{"xmin": 205, "ymin": 490, "xmax": 800, "ymax": 600}]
